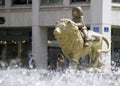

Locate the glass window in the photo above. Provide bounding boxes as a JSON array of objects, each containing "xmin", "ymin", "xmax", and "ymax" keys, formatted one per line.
[
  {"xmin": 0, "ymin": 28, "xmax": 32, "ymax": 68},
  {"xmin": 41, "ymin": 0, "xmax": 63, "ymax": 5},
  {"xmin": 12, "ymin": 0, "xmax": 32, "ymax": 5},
  {"xmin": 28, "ymin": 0, "xmax": 32, "ymax": 4},
  {"xmin": 71, "ymin": 0, "xmax": 90, "ymax": 3},
  {"xmin": 0, "ymin": 0, "xmax": 5, "ymax": 5},
  {"xmin": 112, "ymin": 0, "xmax": 120, "ymax": 3}
]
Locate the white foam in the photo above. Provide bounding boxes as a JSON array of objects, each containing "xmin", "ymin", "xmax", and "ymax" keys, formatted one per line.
[{"xmin": 0, "ymin": 68, "xmax": 120, "ymax": 86}]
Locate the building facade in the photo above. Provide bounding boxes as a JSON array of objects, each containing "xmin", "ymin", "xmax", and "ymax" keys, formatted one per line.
[{"xmin": 0, "ymin": 0, "xmax": 120, "ymax": 69}]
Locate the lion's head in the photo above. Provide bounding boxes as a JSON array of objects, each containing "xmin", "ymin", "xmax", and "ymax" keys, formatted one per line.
[
  {"xmin": 54, "ymin": 18, "xmax": 78, "ymax": 35},
  {"xmin": 54, "ymin": 18, "xmax": 83, "ymax": 45}
]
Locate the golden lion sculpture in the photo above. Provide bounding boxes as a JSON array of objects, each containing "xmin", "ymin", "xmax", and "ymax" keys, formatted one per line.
[{"xmin": 54, "ymin": 18, "xmax": 111, "ymax": 68}]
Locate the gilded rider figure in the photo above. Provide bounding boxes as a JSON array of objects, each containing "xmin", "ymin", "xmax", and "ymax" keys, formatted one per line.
[{"xmin": 72, "ymin": 7, "xmax": 89, "ymax": 47}]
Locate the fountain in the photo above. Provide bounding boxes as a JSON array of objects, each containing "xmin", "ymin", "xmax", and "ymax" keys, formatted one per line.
[
  {"xmin": 0, "ymin": 7, "xmax": 119, "ymax": 86},
  {"xmin": 0, "ymin": 66, "xmax": 120, "ymax": 86}
]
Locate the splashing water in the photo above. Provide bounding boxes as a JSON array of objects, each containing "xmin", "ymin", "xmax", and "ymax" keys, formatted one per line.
[{"xmin": 0, "ymin": 68, "xmax": 120, "ymax": 86}]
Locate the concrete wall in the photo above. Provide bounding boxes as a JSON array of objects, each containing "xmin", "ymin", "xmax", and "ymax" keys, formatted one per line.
[
  {"xmin": 0, "ymin": 5, "xmax": 120, "ymax": 27},
  {"xmin": 0, "ymin": 0, "xmax": 120, "ymax": 27},
  {"xmin": 0, "ymin": 9, "xmax": 32, "ymax": 27},
  {"xmin": 0, "ymin": 5, "xmax": 90, "ymax": 27}
]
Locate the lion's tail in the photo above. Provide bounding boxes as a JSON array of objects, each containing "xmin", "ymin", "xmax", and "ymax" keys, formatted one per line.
[{"xmin": 99, "ymin": 36, "xmax": 111, "ymax": 53}]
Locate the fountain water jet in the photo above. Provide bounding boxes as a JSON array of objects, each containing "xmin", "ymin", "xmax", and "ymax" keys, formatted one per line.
[{"xmin": 0, "ymin": 67, "xmax": 120, "ymax": 86}]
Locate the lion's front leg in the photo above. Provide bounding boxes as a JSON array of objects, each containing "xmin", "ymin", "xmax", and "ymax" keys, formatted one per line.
[
  {"xmin": 69, "ymin": 60, "xmax": 79, "ymax": 70},
  {"xmin": 90, "ymin": 57, "xmax": 103, "ymax": 68}
]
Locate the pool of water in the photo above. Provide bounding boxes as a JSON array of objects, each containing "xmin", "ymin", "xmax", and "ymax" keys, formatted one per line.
[{"xmin": 0, "ymin": 68, "xmax": 120, "ymax": 86}]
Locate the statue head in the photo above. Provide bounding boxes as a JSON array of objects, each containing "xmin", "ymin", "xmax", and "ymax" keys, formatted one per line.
[{"xmin": 72, "ymin": 7, "xmax": 83, "ymax": 19}]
